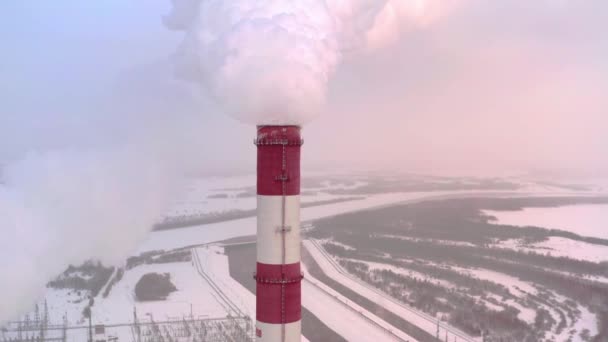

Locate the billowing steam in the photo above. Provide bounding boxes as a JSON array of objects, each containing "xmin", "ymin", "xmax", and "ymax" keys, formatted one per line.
[
  {"xmin": 166, "ymin": 0, "xmax": 454, "ymax": 125},
  {"xmin": 0, "ymin": 146, "xmax": 179, "ymax": 323},
  {"xmin": 0, "ymin": 0, "xmax": 456, "ymax": 325},
  {"xmin": 0, "ymin": 65, "xmax": 199, "ymax": 324}
]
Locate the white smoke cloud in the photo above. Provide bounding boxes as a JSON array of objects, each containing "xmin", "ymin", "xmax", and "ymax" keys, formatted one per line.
[
  {"xmin": 0, "ymin": 0, "xmax": 460, "ymax": 325},
  {"xmin": 0, "ymin": 61, "xmax": 202, "ymax": 324},
  {"xmin": 366, "ymin": 0, "xmax": 462, "ymax": 48},
  {"xmin": 0, "ymin": 146, "xmax": 180, "ymax": 323},
  {"xmin": 166, "ymin": 0, "xmax": 455, "ymax": 125}
]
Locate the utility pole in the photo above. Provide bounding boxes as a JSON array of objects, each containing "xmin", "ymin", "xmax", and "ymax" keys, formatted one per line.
[
  {"xmin": 62, "ymin": 314, "xmax": 67, "ymax": 342},
  {"xmin": 133, "ymin": 307, "xmax": 141, "ymax": 342},
  {"xmin": 86, "ymin": 306, "xmax": 93, "ymax": 342},
  {"xmin": 436, "ymin": 320, "xmax": 440, "ymax": 339},
  {"xmin": 41, "ymin": 301, "xmax": 49, "ymax": 342}
]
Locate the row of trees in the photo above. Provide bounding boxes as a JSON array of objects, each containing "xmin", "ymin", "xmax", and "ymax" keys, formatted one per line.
[
  {"xmin": 47, "ymin": 261, "xmax": 114, "ymax": 297},
  {"xmin": 339, "ymin": 258, "xmax": 538, "ymax": 340}
]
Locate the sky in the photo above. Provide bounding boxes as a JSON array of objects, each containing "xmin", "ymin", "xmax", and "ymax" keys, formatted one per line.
[
  {"xmin": 0, "ymin": 0, "xmax": 606, "ymax": 325},
  {"xmin": 1, "ymin": 0, "xmax": 607, "ymax": 178}
]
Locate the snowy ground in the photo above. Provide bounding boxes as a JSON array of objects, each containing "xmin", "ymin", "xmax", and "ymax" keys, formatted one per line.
[
  {"xmin": 320, "ymin": 237, "xmax": 600, "ymax": 341},
  {"xmin": 164, "ymin": 175, "xmax": 369, "ymax": 221},
  {"xmin": 93, "ymin": 261, "xmax": 228, "ymax": 323},
  {"xmin": 194, "ymin": 243, "xmax": 412, "ymax": 342},
  {"xmin": 493, "ymin": 237, "xmax": 608, "ymax": 264},
  {"xmin": 11, "ymin": 246, "xmax": 254, "ymax": 339},
  {"xmin": 139, "ymin": 191, "xmax": 467, "ymax": 252},
  {"xmin": 195, "ymin": 245, "xmax": 312, "ymax": 342},
  {"xmin": 192, "ymin": 245, "xmax": 253, "ymax": 318},
  {"xmin": 464, "ymin": 268, "xmax": 538, "ymax": 296},
  {"xmin": 302, "ymin": 264, "xmax": 415, "ymax": 342},
  {"xmin": 356, "ymin": 259, "xmax": 452, "ymax": 287},
  {"xmin": 18, "ymin": 258, "xmax": 239, "ymax": 342},
  {"xmin": 10, "ymin": 173, "xmax": 608, "ymax": 341},
  {"xmin": 140, "ymin": 189, "xmax": 598, "ymax": 253},
  {"xmin": 163, "ymin": 174, "xmax": 606, "ymax": 224},
  {"xmin": 304, "ymin": 239, "xmax": 478, "ymax": 342},
  {"xmin": 484, "ymin": 204, "xmax": 608, "ymax": 239}
]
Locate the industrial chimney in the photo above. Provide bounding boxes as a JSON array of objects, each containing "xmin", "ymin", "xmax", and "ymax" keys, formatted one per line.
[{"xmin": 254, "ymin": 125, "xmax": 303, "ymax": 342}]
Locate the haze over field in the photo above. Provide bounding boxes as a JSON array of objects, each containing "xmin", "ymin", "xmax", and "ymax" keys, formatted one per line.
[{"xmin": 0, "ymin": 0, "xmax": 607, "ymax": 330}]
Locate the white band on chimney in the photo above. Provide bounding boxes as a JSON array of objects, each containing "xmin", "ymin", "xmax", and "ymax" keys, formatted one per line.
[
  {"xmin": 257, "ymin": 195, "xmax": 301, "ymax": 265},
  {"xmin": 256, "ymin": 321, "xmax": 301, "ymax": 342}
]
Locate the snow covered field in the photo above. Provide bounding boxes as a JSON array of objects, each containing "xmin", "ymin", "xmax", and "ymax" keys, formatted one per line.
[
  {"xmin": 484, "ymin": 204, "xmax": 608, "ymax": 239},
  {"xmin": 40, "ymin": 261, "xmax": 228, "ymax": 327},
  {"xmin": 198, "ymin": 243, "xmax": 414, "ymax": 342},
  {"xmin": 317, "ymin": 237, "xmax": 601, "ymax": 341},
  {"xmin": 141, "ymin": 189, "xmax": 594, "ymax": 253},
  {"xmin": 192, "ymin": 245, "xmax": 253, "ymax": 318},
  {"xmin": 93, "ymin": 262, "xmax": 227, "ymax": 323},
  {"xmin": 10, "ymin": 173, "xmax": 608, "ymax": 341},
  {"xmin": 163, "ymin": 174, "xmax": 606, "ymax": 224},
  {"xmin": 301, "ymin": 265, "xmax": 415, "ymax": 342},
  {"xmin": 139, "ymin": 191, "xmax": 468, "ymax": 252},
  {"xmin": 25, "ymin": 256, "xmax": 244, "ymax": 342},
  {"xmin": 494, "ymin": 237, "xmax": 608, "ymax": 263},
  {"xmin": 303, "ymin": 239, "xmax": 478, "ymax": 342},
  {"xmin": 164, "ymin": 175, "xmax": 369, "ymax": 220}
]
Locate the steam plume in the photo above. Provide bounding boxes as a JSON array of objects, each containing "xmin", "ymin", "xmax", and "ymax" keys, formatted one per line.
[
  {"xmin": 0, "ymin": 0, "xmax": 457, "ymax": 324},
  {"xmin": 166, "ymin": 0, "xmax": 453, "ymax": 125},
  {"xmin": 0, "ymin": 66, "xmax": 198, "ymax": 324},
  {"xmin": 0, "ymin": 146, "xmax": 178, "ymax": 323}
]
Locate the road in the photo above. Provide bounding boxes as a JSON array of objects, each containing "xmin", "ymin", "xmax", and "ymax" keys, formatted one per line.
[
  {"xmin": 305, "ymin": 239, "xmax": 479, "ymax": 342},
  {"xmin": 302, "ymin": 264, "xmax": 416, "ymax": 342},
  {"xmin": 198, "ymin": 241, "xmax": 414, "ymax": 341}
]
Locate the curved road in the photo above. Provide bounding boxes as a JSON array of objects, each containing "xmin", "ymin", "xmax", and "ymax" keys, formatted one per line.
[
  {"xmin": 305, "ymin": 239, "xmax": 478, "ymax": 342},
  {"xmin": 302, "ymin": 264, "xmax": 415, "ymax": 342}
]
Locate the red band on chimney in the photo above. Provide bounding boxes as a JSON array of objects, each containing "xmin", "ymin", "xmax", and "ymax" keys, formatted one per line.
[
  {"xmin": 255, "ymin": 262, "xmax": 302, "ymax": 324},
  {"xmin": 256, "ymin": 126, "xmax": 301, "ymax": 196}
]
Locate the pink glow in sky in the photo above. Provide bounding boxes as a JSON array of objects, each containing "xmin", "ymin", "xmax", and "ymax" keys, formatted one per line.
[
  {"xmin": 1, "ymin": 0, "xmax": 606, "ymax": 177},
  {"xmin": 0, "ymin": 0, "xmax": 607, "ymax": 325},
  {"xmin": 303, "ymin": 0, "xmax": 608, "ymax": 176}
]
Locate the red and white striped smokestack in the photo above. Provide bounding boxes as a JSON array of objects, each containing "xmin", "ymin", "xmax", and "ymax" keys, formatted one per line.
[{"xmin": 254, "ymin": 125, "xmax": 303, "ymax": 342}]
